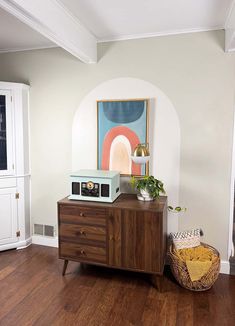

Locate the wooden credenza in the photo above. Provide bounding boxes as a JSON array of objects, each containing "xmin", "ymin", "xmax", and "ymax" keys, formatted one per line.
[{"xmin": 58, "ymin": 193, "xmax": 167, "ymax": 286}]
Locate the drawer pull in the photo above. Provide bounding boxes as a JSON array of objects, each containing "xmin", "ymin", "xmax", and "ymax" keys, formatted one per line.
[
  {"xmin": 79, "ymin": 212, "xmax": 84, "ymax": 217},
  {"xmin": 76, "ymin": 229, "xmax": 85, "ymax": 236},
  {"xmin": 80, "ymin": 250, "xmax": 85, "ymax": 255}
]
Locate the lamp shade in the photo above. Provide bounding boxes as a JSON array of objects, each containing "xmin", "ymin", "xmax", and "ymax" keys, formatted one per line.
[{"xmin": 131, "ymin": 143, "xmax": 150, "ymax": 164}]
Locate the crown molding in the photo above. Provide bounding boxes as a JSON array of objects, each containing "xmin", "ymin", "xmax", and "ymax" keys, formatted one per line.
[
  {"xmin": 0, "ymin": 44, "xmax": 57, "ymax": 54},
  {"xmin": 97, "ymin": 26, "xmax": 224, "ymax": 43},
  {"xmin": 0, "ymin": 0, "xmax": 97, "ymax": 63}
]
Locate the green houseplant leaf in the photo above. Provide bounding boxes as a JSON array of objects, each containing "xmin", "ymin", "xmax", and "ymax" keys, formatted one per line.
[
  {"xmin": 168, "ymin": 206, "xmax": 187, "ymax": 213},
  {"xmin": 130, "ymin": 175, "xmax": 166, "ymax": 199}
]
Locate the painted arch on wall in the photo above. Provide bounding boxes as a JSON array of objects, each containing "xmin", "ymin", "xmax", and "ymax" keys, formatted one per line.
[{"xmin": 72, "ymin": 77, "xmax": 180, "ymax": 234}]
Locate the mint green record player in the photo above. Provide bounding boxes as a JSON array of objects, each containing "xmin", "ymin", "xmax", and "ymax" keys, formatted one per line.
[{"xmin": 69, "ymin": 169, "xmax": 121, "ymax": 203}]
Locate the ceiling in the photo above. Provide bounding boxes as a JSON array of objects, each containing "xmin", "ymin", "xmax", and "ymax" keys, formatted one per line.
[
  {"xmin": 0, "ymin": 7, "xmax": 54, "ymax": 52},
  {"xmin": 0, "ymin": 0, "xmax": 234, "ymax": 62},
  {"xmin": 60, "ymin": 0, "xmax": 232, "ymax": 41}
]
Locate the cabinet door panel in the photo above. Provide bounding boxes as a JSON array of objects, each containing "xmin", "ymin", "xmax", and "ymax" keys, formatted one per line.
[
  {"xmin": 0, "ymin": 188, "xmax": 18, "ymax": 245},
  {"xmin": 108, "ymin": 209, "xmax": 122, "ymax": 267},
  {"xmin": 122, "ymin": 210, "xmax": 161, "ymax": 273}
]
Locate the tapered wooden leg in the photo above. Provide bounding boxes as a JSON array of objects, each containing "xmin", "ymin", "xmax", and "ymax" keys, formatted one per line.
[
  {"xmin": 151, "ymin": 275, "xmax": 163, "ymax": 292},
  {"xmin": 62, "ymin": 259, "xmax": 68, "ymax": 276}
]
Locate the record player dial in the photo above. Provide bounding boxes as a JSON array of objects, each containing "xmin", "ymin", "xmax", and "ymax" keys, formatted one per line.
[{"xmin": 87, "ymin": 181, "xmax": 94, "ymax": 190}]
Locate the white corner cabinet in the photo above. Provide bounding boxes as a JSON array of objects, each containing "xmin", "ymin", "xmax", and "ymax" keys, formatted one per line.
[{"xmin": 0, "ymin": 82, "xmax": 31, "ymax": 251}]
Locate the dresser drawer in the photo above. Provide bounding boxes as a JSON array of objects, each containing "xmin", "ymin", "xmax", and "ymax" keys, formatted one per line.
[
  {"xmin": 59, "ymin": 205, "xmax": 106, "ymax": 226},
  {"xmin": 60, "ymin": 242, "xmax": 107, "ymax": 264},
  {"xmin": 60, "ymin": 223, "xmax": 106, "ymax": 243}
]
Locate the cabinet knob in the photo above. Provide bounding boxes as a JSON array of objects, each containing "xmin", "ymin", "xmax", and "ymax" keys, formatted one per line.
[
  {"xmin": 80, "ymin": 250, "xmax": 85, "ymax": 255},
  {"xmin": 79, "ymin": 230, "xmax": 85, "ymax": 235},
  {"xmin": 80, "ymin": 212, "xmax": 84, "ymax": 217}
]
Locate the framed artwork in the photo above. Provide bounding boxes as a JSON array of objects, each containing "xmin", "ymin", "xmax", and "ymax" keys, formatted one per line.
[{"xmin": 97, "ymin": 99, "xmax": 149, "ymax": 176}]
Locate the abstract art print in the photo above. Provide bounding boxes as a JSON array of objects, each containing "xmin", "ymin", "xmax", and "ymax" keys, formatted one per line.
[{"xmin": 97, "ymin": 99, "xmax": 149, "ymax": 176}]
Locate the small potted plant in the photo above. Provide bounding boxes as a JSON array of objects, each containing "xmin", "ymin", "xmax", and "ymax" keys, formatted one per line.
[{"xmin": 130, "ymin": 175, "xmax": 166, "ymax": 201}]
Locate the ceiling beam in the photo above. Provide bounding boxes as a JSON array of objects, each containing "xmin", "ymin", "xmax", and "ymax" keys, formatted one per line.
[
  {"xmin": 0, "ymin": 0, "xmax": 97, "ymax": 63},
  {"xmin": 225, "ymin": 0, "xmax": 235, "ymax": 52}
]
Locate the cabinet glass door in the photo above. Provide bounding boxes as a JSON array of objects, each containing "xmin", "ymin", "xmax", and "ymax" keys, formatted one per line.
[
  {"xmin": 0, "ymin": 95, "xmax": 7, "ymax": 170},
  {"xmin": 0, "ymin": 90, "xmax": 14, "ymax": 176}
]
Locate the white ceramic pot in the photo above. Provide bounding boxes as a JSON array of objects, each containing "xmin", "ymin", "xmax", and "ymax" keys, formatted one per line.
[{"xmin": 137, "ymin": 188, "xmax": 154, "ymax": 201}]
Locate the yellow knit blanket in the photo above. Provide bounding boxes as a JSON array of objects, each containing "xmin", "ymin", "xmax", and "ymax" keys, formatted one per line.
[{"xmin": 175, "ymin": 246, "xmax": 217, "ymax": 282}]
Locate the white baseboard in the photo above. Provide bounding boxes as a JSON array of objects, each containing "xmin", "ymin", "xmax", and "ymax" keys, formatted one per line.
[
  {"xmin": 0, "ymin": 237, "xmax": 32, "ymax": 252},
  {"xmin": 220, "ymin": 260, "xmax": 230, "ymax": 274},
  {"xmin": 17, "ymin": 237, "xmax": 32, "ymax": 250},
  {"xmin": 32, "ymin": 235, "xmax": 58, "ymax": 248}
]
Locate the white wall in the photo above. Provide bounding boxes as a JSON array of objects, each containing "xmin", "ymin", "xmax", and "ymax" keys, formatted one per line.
[
  {"xmin": 72, "ymin": 77, "xmax": 180, "ymax": 234},
  {"xmin": 0, "ymin": 30, "xmax": 234, "ymax": 262}
]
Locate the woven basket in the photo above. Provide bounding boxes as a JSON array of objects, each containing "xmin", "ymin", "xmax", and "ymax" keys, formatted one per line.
[{"xmin": 168, "ymin": 243, "xmax": 220, "ymax": 291}]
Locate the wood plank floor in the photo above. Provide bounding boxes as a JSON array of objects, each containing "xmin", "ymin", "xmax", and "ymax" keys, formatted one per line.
[{"xmin": 0, "ymin": 245, "xmax": 235, "ymax": 326}]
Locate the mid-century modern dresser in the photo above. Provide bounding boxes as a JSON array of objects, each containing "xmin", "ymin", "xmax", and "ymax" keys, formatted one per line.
[{"xmin": 58, "ymin": 193, "xmax": 167, "ymax": 287}]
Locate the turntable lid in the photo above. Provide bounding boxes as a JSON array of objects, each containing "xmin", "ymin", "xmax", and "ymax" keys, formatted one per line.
[{"xmin": 70, "ymin": 169, "xmax": 120, "ymax": 179}]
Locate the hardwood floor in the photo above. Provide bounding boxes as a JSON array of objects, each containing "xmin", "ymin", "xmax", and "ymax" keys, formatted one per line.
[{"xmin": 0, "ymin": 245, "xmax": 235, "ymax": 326}]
